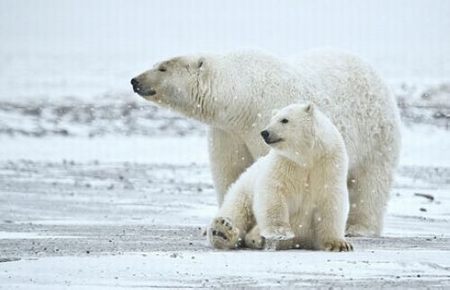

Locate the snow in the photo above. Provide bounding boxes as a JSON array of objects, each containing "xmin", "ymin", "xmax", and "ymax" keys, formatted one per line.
[
  {"xmin": 0, "ymin": 127, "xmax": 449, "ymax": 287},
  {"xmin": 0, "ymin": 232, "xmax": 80, "ymax": 240},
  {"xmin": 400, "ymin": 124, "xmax": 450, "ymax": 167},
  {"xmin": 0, "ymin": 136, "xmax": 208, "ymax": 164},
  {"xmin": 2, "ymin": 250, "xmax": 450, "ymax": 289},
  {"xmin": 1, "ymin": 0, "xmax": 449, "ymax": 288},
  {"xmin": 0, "ymin": 124, "xmax": 447, "ymax": 167},
  {"xmin": 1, "ymin": 0, "xmax": 450, "ymax": 102}
]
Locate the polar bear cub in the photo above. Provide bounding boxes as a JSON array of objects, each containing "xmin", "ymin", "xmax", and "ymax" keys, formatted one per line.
[{"xmin": 208, "ymin": 103, "xmax": 353, "ymax": 251}]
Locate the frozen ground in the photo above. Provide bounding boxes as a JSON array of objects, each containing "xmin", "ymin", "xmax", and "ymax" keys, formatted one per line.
[
  {"xmin": 0, "ymin": 151, "xmax": 449, "ymax": 288},
  {"xmin": 0, "ymin": 93, "xmax": 449, "ymax": 288}
]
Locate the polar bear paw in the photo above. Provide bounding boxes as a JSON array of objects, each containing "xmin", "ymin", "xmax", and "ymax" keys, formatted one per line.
[
  {"xmin": 261, "ymin": 227, "xmax": 295, "ymax": 241},
  {"xmin": 261, "ymin": 227, "xmax": 295, "ymax": 251},
  {"xmin": 346, "ymin": 224, "xmax": 378, "ymax": 237},
  {"xmin": 322, "ymin": 239, "xmax": 353, "ymax": 252},
  {"xmin": 207, "ymin": 217, "xmax": 242, "ymax": 249},
  {"xmin": 244, "ymin": 226, "xmax": 265, "ymax": 249}
]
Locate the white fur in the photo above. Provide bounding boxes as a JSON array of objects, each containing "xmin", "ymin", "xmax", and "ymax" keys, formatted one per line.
[
  {"xmin": 132, "ymin": 49, "xmax": 401, "ymax": 237},
  {"xmin": 207, "ymin": 104, "xmax": 353, "ymax": 251}
]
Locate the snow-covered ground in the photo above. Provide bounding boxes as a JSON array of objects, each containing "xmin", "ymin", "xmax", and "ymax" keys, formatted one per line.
[
  {"xmin": 1, "ymin": 0, "xmax": 449, "ymax": 288},
  {"xmin": 0, "ymin": 117, "xmax": 449, "ymax": 288}
]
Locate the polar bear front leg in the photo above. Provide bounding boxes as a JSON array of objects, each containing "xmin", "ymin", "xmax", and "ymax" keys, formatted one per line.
[
  {"xmin": 254, "ymin": 189, "xmax": 295, "ymax": 250},
  {"xmin": 208, "ymin": 127, "xmax": 254, "ymax": 205},
  {"xmin": 314, "ymin": 209, "xmax": 353, "ymax": 251},
  {"xmin": 312, "ymin": 190, "xmax": 353, "ymax": 252},
  {"xmin": 346, "ymin": 160, "xmax": 394, "ymax": 237}
]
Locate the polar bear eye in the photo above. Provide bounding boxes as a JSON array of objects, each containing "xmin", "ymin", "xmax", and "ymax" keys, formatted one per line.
[
  {"xmin": 281, "ymin": 118, "xmax": 289, "ymax": 124},
  {"xmin": 158, "ymin": 66, "xmax": 167, "ymax": 72}
]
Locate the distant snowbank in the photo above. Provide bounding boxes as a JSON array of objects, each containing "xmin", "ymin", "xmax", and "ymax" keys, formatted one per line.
[
  {"xmin": 0, "ymin": 124, "xmax": 448, "ymax": 168},
  {"xmin": 400, "ymin": 124, "xmax": 450, "ymax": 167},
  {"xmin": 0, "ymin": 136, "xmax": 209, "ymax": 164}
]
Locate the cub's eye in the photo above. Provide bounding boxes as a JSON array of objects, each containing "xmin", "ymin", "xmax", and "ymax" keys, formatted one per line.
[
  {"xmin": 158, "ymin": 67, "xmax": 167, "ymax": 72},
  {"xmin": 281, "ymin": 118, "xmax": 289, "ymax": 124}
]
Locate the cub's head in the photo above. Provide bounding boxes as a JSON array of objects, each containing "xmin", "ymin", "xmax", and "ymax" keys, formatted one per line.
[
  {"xmin": 131, "ymin": 55, "xmax": 209, "ymax": 117},
  {"xmin": 261, "ymin": 103, "xmax": 316, "ymax": 156}
]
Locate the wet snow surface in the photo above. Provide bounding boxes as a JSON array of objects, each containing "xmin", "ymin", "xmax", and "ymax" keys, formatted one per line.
[{"xmin": 0, "ymin": 92, "xmax": 449, "ymax": 288}]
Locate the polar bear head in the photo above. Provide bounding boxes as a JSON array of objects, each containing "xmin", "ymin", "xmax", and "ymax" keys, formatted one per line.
[
  {"xmin": 131, "ymin": 55, "xmax": 211, "ymax": 119},
  {"xmin": 261, "ymin": 103, "xmax": 317, "ymax": 161}
]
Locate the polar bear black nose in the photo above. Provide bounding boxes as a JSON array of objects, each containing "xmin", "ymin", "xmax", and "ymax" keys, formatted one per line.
[
  {"xmin": 261, "ymin": 130, "xmax": 270, "ymax": 140},
  {"xmin": 131, "ymin": 78, "xmax": 141, "ymax": 93}
]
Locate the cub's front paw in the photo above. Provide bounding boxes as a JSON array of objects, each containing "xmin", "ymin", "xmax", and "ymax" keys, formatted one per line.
[
  {"xmin": 207, "ymin": 217, "xmax": 242, "ymax": 249},
  {"xmin": 261, "ymin": 227, "xmax": 295, "ymax": 251},
  {"xmin": 261, "ymin": 227, "xmax": 295, "ymax": 241},
  {"xmin": 322, "ymin": 239, "xmax": 353, "ymax": 252}
]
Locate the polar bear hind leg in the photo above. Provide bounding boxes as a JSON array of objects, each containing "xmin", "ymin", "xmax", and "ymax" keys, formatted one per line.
[
  {"xmin": 346, "ymin": 158, "xmax": 395, "ymax": 237},
  {"xmin": 244, "ymin": 225, "xmax": 264, "ymax": 249},
  {"xmin": 208, "ymin": 181, "xmax": 254, "ymax": 249}
]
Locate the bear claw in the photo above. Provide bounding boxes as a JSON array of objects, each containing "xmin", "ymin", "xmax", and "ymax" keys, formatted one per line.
[{"xmin": 323, "ymin": 239, "xmax": 353, "ymax": 252}]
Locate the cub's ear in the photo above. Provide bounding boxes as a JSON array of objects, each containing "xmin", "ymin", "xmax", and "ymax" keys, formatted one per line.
[
  {"xmin": 197, "ymin": 57, "xmax": 205, "ymax": 69},
  {"xmin": 271, "ymin": 109, "xmax": 279, "ymax": 117},
  {"xmin": 305, "ymin": 102, "xmax": 315, "ymax": 114}
]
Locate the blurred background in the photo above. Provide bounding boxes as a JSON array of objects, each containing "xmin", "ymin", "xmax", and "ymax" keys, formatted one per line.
[
  {"xmin": 0, "ymin": 0, "xmax": 448, "ymax": 224},
  {"xmin": 1, "ymin": 0, "xmax": 449, "ymax": 101},
  {"xmin": 0, "ymin": 0, "xmax": 449, "ymax": 160},
  {"xmin": 0, "ymin": 0, "xmax": 448, "ymax": 205}
]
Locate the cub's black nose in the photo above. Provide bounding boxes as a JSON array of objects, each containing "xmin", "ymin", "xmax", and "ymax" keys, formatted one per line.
[
  {"xmin": 131, "ymin": 78, "xmax": 141, "ymax": 93},
  {"xmin": 260, "ymin": 130, "xmax": 269, "ymax": 140}
]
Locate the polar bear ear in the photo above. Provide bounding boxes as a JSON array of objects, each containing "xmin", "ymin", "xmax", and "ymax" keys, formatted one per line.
[
  {"xmin": 305, "ymin": 103, "xmax": 315, "ymax": 114},
  {"xmin": 197, "ymin": 58, "xmax": 205, "ymax": 69},
  {"xmin": 271, "ymin": 109, "xmax": 279, "ymax": 117}
]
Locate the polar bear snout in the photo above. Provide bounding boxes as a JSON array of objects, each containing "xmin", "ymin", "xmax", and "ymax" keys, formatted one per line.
[
  {"xmin": 130, "ymin": 77, "xmax": 156, "ymax": 97},
  {"xmin": 261, "ymin": 130, "xmax": 283, "ymax": 145},
  {"xmin": 130, "ymin": 78, "xmax": 140, "ymax": 92}
]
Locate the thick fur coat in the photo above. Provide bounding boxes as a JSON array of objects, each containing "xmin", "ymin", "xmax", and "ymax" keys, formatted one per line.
[
  {"xmin": 131, "ymin": 50, "xmax": 401, "ymax": 237},
  {"xmin": 208, "ymin": 104, "xmax": 352, "ymax": 251}
]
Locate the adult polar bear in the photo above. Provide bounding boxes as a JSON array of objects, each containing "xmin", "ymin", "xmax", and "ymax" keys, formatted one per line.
[{"xmin": 131, "ymin": 50, "xmax": 401, "ymax": 237}]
